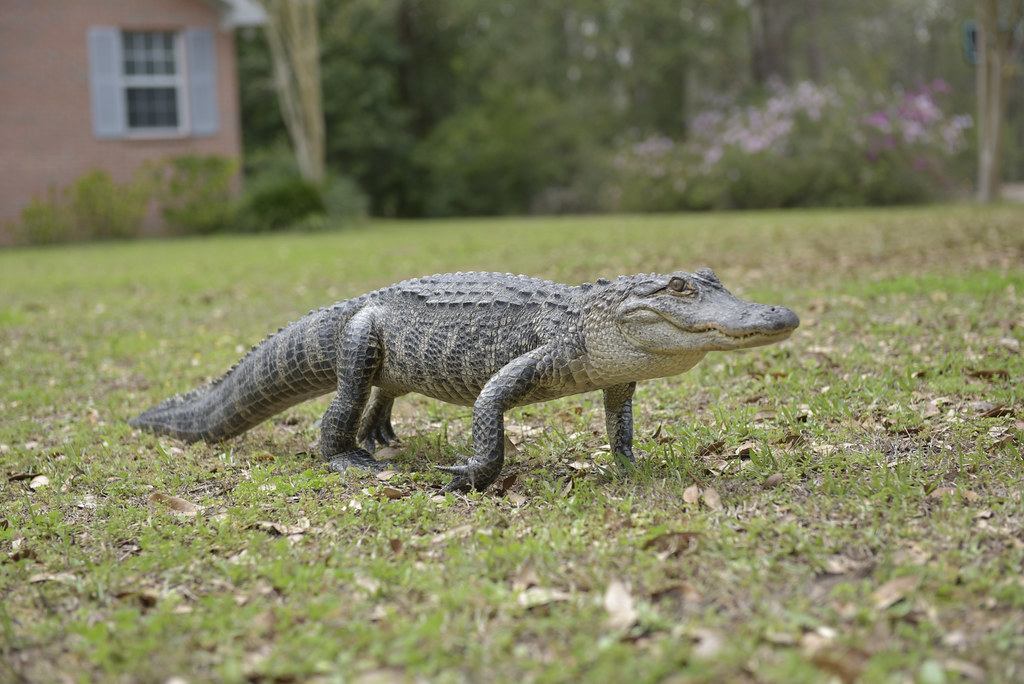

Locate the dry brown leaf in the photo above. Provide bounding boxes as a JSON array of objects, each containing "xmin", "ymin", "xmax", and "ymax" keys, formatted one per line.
[
  {"xmin": 604, "ymin": 580, "xmax": 638, "ymax": 631},
  {"xmin": 28, "ymin": 474, "xmax": 50, "ymax": 490},
  {"xmin": 809, "ymin": 645, "xmax": 870, "ymax": 684},
  {"xmin": 650, "ymin": 582, "xmax": 703, "ymax": 603},
  {"xmin": 682, "ymin": 485, "xmax": 700, "ymax": 505},
  {"xmin": 643, "ymin": 531, "xmax": 700, "ymax": 557},
  {"xmin": 379, "ymin": 486, "xmax": 405, "ymax": 500},
  {"xmin": 147, "ymin": 492, "xmax": 199, "ymax": 516},
  {"xmin": 374, "ymin": 470, "xmax": 397, "ymax": 481},
  {"xmin": 763, "ymin": 473, "xmax": 784, "ymax": 489},
  {"xmin": 388, "ymin": 538, "xmax": 404, "ymax": 556},
  {"xmin": 978, "ymin": 405, "xmax": 1014, "ymax": 418},
  {"xmin": 697, "ymin": 440, "xmax": 725, "ymax": 457},
  {"xmin": 703, "ymin": 487, "xmax": 722, "ymax": 511},
  {"xmin": 732, "ymin": 441, "xmax": 757, "ymax": 458},
  {"xmin": 114, "ymin": 588, "xmax": 162, "ymax": 608},
  {"xmin": 503, "ymin": 434, "xmax": 519, "ymax": 458},
  {"xmin": 871, "ymin": 574, "xmax": 919, "ymax": 609},
  {"xmin": 968, "ymin": 368, "xmax": 1010, "ymax": 380}
]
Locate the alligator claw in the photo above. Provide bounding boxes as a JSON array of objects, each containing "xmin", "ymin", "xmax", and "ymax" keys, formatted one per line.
[{"xmin": 327, "ymin": 448, "xmax": 393, "ymax": 474}]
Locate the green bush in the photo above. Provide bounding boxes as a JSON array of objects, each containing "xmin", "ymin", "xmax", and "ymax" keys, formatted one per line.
[
  {"xmin": 414, "ymin": 87, "xmax": 598, "ymax": 216},
  {"xmin": 15, "ymin": 171, "xmax": 150, "ymax": 244},
  {"xmin": 15, "ymin": 186, "xmax": 75, "ymax": 244},
  {"xmin": 236, "ymin": 176, "xmax": 326, "ymax": 232},
  {"xmin": 150, "ymin": 155, "xmax": 238, "ymax": 234}
]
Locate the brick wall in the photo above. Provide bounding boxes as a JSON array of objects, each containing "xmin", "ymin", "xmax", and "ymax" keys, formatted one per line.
[{"xmin": 0, "ymin": 0, "xmax": 244, "ymax": 234}]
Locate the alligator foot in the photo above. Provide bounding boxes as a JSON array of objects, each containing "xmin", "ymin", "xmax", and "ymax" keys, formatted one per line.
[
  {"xmin": 435, "ymin": 459, "xmax": 501, "ymax": 493},
  {"xmin": 327, "ymin": 448, "xmax": 394, "ymax": 474}
]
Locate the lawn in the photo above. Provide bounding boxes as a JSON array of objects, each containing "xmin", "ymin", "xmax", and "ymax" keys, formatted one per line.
[{"xmin": 1, "ymin": 206, "xmax": 1023, "ymax": 683}]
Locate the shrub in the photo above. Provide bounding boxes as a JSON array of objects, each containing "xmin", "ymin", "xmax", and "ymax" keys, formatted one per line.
[
  {"xmin": 150, "ymin": 155, "xmax": 238, "ymax": 234},
  {"xmin": 236, "ymin": 176, "xmax": 326, "ymax": 232},
  {"xmin": 15, "ymin": 186, "xmax": 74, "ymax": 244},
  {"xmin": 15, "ymin": 170, "xmax": 150, "ymax": 244},
  {"xmin": 605, "ymin": 79, "xmax": 973, "ymax": 211}
]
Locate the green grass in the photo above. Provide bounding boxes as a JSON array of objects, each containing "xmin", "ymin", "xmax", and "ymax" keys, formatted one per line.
[{"xmin": 1, "ymin": 205, "xmax": 1023, "ymax": 683}]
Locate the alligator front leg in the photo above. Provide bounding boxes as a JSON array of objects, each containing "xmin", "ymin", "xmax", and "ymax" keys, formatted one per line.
[
  {"xmin": 437, "ymin": 346, "xmax": 556, "ymax": 492},
  {"xmin": 322, "ymin": 310, "xmax": 392, "ymax": 473},
  {"xmin": 604, "ymin": 382, "xmax": 637, "ymax": 469}
]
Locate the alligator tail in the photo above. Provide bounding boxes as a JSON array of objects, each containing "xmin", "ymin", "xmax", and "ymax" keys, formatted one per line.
[{"xmin": 130, "ymin": 300, "xmax": 362, "ymax": 442}]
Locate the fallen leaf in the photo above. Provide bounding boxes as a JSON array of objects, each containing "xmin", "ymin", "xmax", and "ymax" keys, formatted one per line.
[
  {"xmin": 809, "ymin": 645, "xmax": 870, "ymax": 684},
  {"xmin": 29, "ymin": 571, "xmax": 76, "ymax": 584},
  {"xmin": 506, "ymin": 492, "xmax": 527, "ymax": 506},
  {"xmin": 511, "ymin": 564, "xmax": 541, "ymax": 591},
  {"xmin": 388, "ymin": 538, "xmax": 404, "ymax": 556},
  {"xmin": 6, "ymin": 472, "xmax": 40, "ymax": 482},
  {"xmin": 379, "ymin": 486, "xmax": 405, "ymax": 500},
  {"xmin": 147, "ymin": 492, "xmax": 199, "ymax": 516},
  {"xmin": 29, "ymin": 475, "xmax": 50, "ymax": 490},
  {"xmin": 682, "ymin": 485, "xmax": 700, "ymax": 505},
  {"xmin": 690, "ymin": 628, "xmax": 725, "ymax": 659},
  {"xmin": 503, "ymin": 434, "xmax": 519, "ymax": 458},
  {"xmin": 604, "ymin": 580, "xmax": 638, "ymax": 631},
  {"xmin": 650, "ymin": 582, "xmax": 702, "ymax": 603},
  {"xmin": 732, "ymin": 441, "xmax": 757, "ymax": 458},
  {"xmin": 763, "ymin": 473, "xmax": 784, "ymax": 489},
  {"xmin": 697, "ymin": 440, "xmax": 725, "ymax": 457},
  {"xmin": 999, "ymin": 337, "xmax": 1020, "ymax": 353},
  {"xmin": 978, "ymin": 405, "xmax": 1014, "ymax": 418},
  {"xmin": 494, "ymin": 473, "xmax": 518, "ymax": 495},
  {"xmin": 643, "ymin": 531, "xmax": 700, "ymax": 557},
  {"xmin": 74, "ymin": 494, "xmax": 99, "ymax": 509},
  {"xmin": 517, "ymin": 586, "xmax": 570, "ymax": 609},
  {"xmin": 871, "ymin": 575, "xmax": 919, "ymax": 609},
  {"xmin": 968, "ymin": 368, "xmax": 1010, "ymax": 380},
  {"xmin": 115, "ymin": 588, "xmax": 161, "ymax": 608},
  {"xmin": 375, "ymin": 470, "xmax": 397, "ymax": 481},
  {"xmin": 431, "ymin": 524, "xmax": 474, "ymax": 545},
  {"xmin": 703, "ymin": 487, "xmax": 722, "ymax": 511},
  {"xmin": 252, "ymin": 520, "xmax": 306, "ymax": 536}
]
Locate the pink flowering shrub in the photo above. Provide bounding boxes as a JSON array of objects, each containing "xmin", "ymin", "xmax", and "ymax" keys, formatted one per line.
[{"xmin": 605, "ymin": 79, "xmax": 972, "ymax": 211}]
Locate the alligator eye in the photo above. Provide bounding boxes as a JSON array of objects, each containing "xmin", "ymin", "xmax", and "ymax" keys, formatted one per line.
[{"xmin": 667, "ymin": 277, "xmax": 692, "ymax": 294}]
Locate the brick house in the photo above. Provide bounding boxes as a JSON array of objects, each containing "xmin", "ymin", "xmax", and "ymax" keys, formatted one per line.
[{"xmin": 0, "ymin": 0, "xmax": 265, "ymax": 235}]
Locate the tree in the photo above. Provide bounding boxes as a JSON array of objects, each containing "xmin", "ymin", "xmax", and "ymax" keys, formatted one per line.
[
  {"xmin": 975, "ymin": 0, "xmax": 1024, "ymax": 202},
  {"xmin": 259, "ymin": 0, "xmax": 325, "ymax": 184}
]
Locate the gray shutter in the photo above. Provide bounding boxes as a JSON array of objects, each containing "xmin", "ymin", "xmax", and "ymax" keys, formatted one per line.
[
  {"xmin": 87, "ymin": 27, "xmax": 125, "ymax": 138},
  {"xmin": 186, "ymin": 27, "xmax": 219, "ymax": 135}
]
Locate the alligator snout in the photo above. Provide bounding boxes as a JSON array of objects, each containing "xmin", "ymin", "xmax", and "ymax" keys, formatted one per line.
[{"xmin": 766, "ymin": 306, "xmax": 800, "ymax": 333}]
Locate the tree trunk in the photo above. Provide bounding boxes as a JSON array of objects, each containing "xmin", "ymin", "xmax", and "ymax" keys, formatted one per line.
[
  {"xmin": 975, "ymin": 0, "xmax": 1024, "ymax": 203},
  {"xmin": 261, "ymin": 0, "xmax": 325, "ymax": 184},
  {"xmin": 748, "ymin": 0, "xmax": 792, "ymax": 85}
]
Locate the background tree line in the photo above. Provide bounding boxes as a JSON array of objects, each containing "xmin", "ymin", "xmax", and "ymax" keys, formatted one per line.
[{"xmin": 237, "ymin": 0, "xmax": 1020, "ymax": 218}]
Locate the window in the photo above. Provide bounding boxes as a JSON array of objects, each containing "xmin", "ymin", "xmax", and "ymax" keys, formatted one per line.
[
  {"xmin": 122, "ymin": 31, "xmax": 182, "ymax": 130},
  {"xmin": 88, "ymin": 27, "xmax": 220, "ymax": 139}
]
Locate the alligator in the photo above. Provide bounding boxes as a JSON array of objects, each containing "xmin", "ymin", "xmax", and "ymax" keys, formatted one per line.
[{"xmin": 130, "ymin": 270, "xmax": 799, "ymax": 491}]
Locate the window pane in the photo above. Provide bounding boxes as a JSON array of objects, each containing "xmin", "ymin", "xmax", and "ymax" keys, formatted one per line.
[
  {"xmin": 126, "ymin": 87, "xmax": 179, "ymax": 128},
  {"xmin": 122, "ymin": 31, "xmax": 176, "ymax": 76}
]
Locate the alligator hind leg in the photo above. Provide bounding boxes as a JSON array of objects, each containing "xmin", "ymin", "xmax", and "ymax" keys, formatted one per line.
[
  {"xmin": 321, "ymin": 310, "xmax": 393, "ymax": 474},
  {"xmin": 357, "ymin": 387, "xmax": 403, "ymax": 453}
]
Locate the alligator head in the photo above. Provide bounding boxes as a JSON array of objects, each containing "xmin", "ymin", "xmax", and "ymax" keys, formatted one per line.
[{"xmin": 616, "ymin": 268, "xmax": 800, "ymax": 353}]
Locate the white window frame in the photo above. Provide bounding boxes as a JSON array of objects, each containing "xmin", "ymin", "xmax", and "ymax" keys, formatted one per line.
[{"xmin": 121, "ymin": 30, "xmax": 190, "ymax": 138}]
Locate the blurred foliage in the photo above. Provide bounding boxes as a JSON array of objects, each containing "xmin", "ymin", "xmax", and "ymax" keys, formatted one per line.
[
  {"xmin": 14, "ymin": 171, "xmax": 151, "ymax": 244},
  {"xmin": 148, "ymin": 155, "xmax": 239, "ymax": 235},
  {"xmin": 235, "ymin": 0, "xmax": 1015, "ymax": 218}
]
